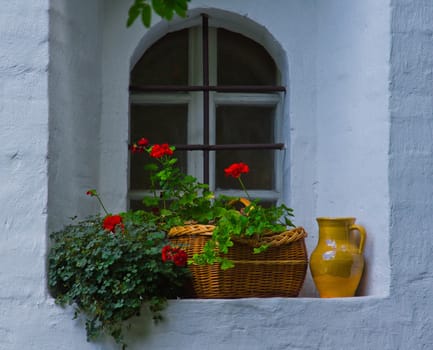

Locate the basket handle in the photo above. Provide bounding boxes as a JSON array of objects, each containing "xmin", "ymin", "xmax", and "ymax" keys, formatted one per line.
[{"xmin": 232, "ymin": 227, "xmax": 307, "ymax": 247}]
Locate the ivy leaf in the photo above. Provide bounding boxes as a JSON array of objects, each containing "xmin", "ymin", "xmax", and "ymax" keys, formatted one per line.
[{"xmin": 48, "ymin": 215, "xmax": 190, "ymax": 347}]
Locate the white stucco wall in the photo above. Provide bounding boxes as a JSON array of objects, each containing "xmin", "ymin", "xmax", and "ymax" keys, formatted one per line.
[
  {"xmin": 2, "ymin": 0, "xmax": 433, "ymax": 349},
  {"xmin": 315, "ymin": 1, "xmax": 390, "ymax": 296},
  {"xmin": 0, "ymin": 0, "xmax": 50, "ymax": 348},
  {"xmin": 48, "ymin": 0, "xmax": 103, "ymax": 231}
]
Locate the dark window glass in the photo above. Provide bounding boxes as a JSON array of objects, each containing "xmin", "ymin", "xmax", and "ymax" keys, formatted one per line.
[
  {"xmin": 130, "ymin": 104, "xmax": 188, "ymax": 190},
  {"xmin": 215, "ymin": 106, "xmax": 275, "ymax": 190},
  {"xmin": 217, "ymin": 28, "xmax": 277, "ymax": 86},
  {"xmin": 131, "ymin": 29, "xmax": 188, "ymax": 86}
]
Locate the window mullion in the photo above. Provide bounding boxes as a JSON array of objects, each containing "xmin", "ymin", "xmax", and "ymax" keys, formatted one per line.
[
  {"xmin": 202, "ymin": 14, "xmax": 210, "ymax": 185},
  {"xmin": 188, "ymin": 28, "xmax": 204, "ymax": 182},
  {"xmin": 208, "ymin": 27, "xmax": 217, "ymax": 192}
]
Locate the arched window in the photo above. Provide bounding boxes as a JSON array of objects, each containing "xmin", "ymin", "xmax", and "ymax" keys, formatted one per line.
[{"xmin": 129, "ymin": 15, "xmax": 285, "ymax": 209}]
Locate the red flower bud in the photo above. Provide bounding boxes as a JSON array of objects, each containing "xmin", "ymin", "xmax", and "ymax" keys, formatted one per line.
[{"xmin": 86, "ymin": 189, "xmax": 97, "ymax": 197}]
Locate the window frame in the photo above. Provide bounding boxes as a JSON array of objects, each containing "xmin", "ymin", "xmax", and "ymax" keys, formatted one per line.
[{"xmin": 128, "ymin": 14, "xmax": 286, "ymax": 206}]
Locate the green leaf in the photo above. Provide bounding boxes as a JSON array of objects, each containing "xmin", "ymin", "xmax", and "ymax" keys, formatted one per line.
[
  {"xmin": 220, "ymin": 259, "xmax": 234, "ymax": 270},
  {"xmin": 142, "ymin": 196, "xmax": 159, "ymax": 207},
  {"xmin": 127, "ymin": 4, "xmax": 141, "ymax": 27},
  {"xmin": 141, "ymin": 4, "xmax": 152, "ymax": 27},
  {"xmin": 174, "ymin": 0, "xmax": 189, "ymax": 17},
  {"xmin": 253, "ymin": 245, "xmax": 269, "ymax": 254},
  {"xmin": 151, "ymin": 0, "xmax": 166, "ymax": 17},
  {"xmin": 159, "ymin": 208, "xmax": 172, "ymax": 217},
  {"xmin": 144, "ymin": 163, "xmax": 159, "ymax": 172}
]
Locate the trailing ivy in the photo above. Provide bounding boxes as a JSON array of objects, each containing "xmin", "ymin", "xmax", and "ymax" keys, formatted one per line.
[{"xmin": 48, "ymin": 212, "xmax": 190, "ymax": 348}]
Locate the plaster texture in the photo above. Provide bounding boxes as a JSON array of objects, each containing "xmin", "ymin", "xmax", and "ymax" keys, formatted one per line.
[
  {"xmin": 1, "ymin": 0, "xmax": 432, "ymax": 349},
  {"xmin": 315, "ymin": 0, "xmax": 390, "ymax": 296},
  {"xmin": 48, "ymin": 0, "xmax": 103, "ymax": 231}
]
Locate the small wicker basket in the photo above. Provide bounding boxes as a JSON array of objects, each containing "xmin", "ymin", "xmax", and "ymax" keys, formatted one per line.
[{"xmin": 168, "ymin": 224, "xmax": 308, "ymax": 298}]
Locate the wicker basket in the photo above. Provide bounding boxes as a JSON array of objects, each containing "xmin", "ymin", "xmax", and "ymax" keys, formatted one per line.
[{"xmin": 168, "ymin": 224, "xmax": 308, "ymax": 298}]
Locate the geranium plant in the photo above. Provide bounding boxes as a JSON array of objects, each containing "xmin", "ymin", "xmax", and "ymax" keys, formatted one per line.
[
  {"xmin": 48, "ymin": 136, "xmax": 297, "ymax": 347},
  {"xmin": 130, "ymin": 137, "xmax": 295, "ymax": 269},
  {"xmin": 48, "ymin": 194, "xmax": 190, "ymax": 349}
]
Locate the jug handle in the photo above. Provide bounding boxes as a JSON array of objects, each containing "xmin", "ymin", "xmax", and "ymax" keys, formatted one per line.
[{"xmin": 349, "ymin": 224, "xmax": 366, "ymax": 254}]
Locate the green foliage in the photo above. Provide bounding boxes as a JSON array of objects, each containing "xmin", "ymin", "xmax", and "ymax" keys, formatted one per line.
[
  {"xmin": 142, "ymin": 152, "xmax": 219, "ymax": 229},
  {"xmin": 191, "ymin": 200, "xmax": 295, "ymax": 269},
  {"xmin": 133, "ymin": 141, "xmax": 296, "ymax": 270},
  {"xmin": 127, "ymin": 0, "xmax": 190, "ymax": 28},
  {"xmin": 48, "ymin": 214, "xmax": 190, "ymax": 348}
]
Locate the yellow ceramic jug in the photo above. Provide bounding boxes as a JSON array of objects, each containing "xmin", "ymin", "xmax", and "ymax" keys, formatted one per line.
[{"xmin": 310, "ymin": 217, "xmax": 366, "ymax": 298}]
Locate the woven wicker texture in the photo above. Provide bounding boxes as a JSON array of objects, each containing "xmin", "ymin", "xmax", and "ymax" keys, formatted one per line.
[{"xmin": 168, "ymin": 225, "xmax": 308, "ymax": 298}]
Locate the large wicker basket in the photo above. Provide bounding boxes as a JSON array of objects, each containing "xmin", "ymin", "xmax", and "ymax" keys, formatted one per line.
[{"xmin": 168, "ymin": 224, "xmax": 308, "ymax": 298}]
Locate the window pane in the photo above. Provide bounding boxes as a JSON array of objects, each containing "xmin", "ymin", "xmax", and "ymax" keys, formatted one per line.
[
  {"xmin": 217, "ymin": 29, "xmax": 277, "ymax": 86},
  {"xmin": 130, "ymin": 200, "xmax": 148, "ymax": 211},
  {"xmin": 130, "ymin": 105, "xmax": 188, "ymax": 190},
  {"xmin": 215, "ymin": 106, "xmax": 275, "ymax": 190},
  {"xmin": 131, "ymin": 29, "xmax": 188, "ymax": 86}
]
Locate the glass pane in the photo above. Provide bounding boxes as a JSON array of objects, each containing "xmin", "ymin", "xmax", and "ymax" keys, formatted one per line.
[
  {"xmin": 215, "ymin": 106, "xmax": 275, "ymax": 190},
  {"xmin": 131, "ymin": 29, "xmax": 188, "ymax": 86},
  {"xmin": 130, "ymin": 105, "xmax": 187, "ymax": 190},
  {"xmin": 217, "ymin": 29, "xmax": 277, "ymax": 86},
  {"xmin": 130, "ymin": 200, "xmax": 147, "ymax": 211}
]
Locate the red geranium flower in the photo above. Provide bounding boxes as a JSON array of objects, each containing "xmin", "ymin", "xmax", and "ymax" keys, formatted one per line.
[
  {"xmin": 161, "ymin": 245, "xmax": 188, "ymax": 267},
  {"xmin": 172, "ymin": 249, "xmax": 188, "ymax": 267},
  {"xmin": 102, "ymin": 214, "xmax": 124, "ymax": 233},
  {"xmin": 161, "ymin": 245, "xmax": 172, "ymax": 262},
  {"xmin": 137, "ymin": 137, "xmax": 149, "ymax": 146},
  {"xmin": 150, "ymin": 144, "xmax": 174, "ymax": 158},
  {"xmin": 224, "ymin": 162, "xmax": 250, "ymax": 179}
]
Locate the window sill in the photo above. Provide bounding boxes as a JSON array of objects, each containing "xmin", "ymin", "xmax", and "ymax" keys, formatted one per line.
[{"xmin": 117, "ymin": 296, "xmax": 389, "ymax": 349}]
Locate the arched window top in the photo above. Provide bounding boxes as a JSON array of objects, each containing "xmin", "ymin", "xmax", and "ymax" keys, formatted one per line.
[
  {"xmin": 131, "ymin": 26, "xmax": 279, "ymax": 87},
  {"xmin": 131, "ymin": 29, "xmax": 189, "ymax": 86},
  {"xmin": 217, "ymin": 28, "xmax": 277, "ymax": 86}
]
